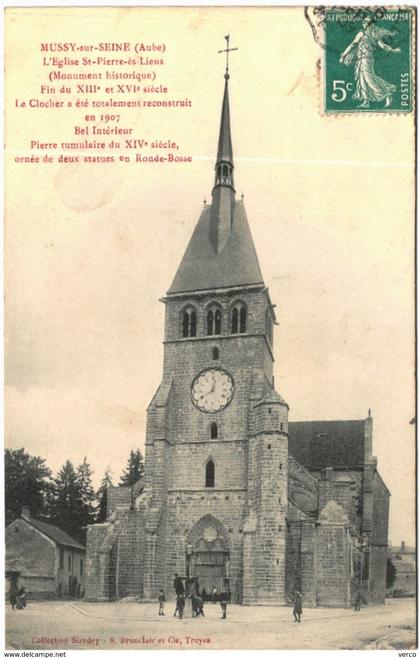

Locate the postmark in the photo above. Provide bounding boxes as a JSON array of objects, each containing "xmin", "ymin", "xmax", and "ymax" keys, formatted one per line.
[{"xmin": 323, "ymin": 7, "xmax": 414, "ymax": 113}]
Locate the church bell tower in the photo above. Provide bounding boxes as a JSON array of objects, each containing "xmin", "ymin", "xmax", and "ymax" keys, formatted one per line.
[{"xmin": 141, "ymin": 38, "xmax": 289, "ymax": 604}]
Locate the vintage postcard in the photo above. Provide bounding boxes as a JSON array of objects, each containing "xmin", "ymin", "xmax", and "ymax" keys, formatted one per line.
[{"xmin": 4, "ymin": 5, "xmax": 416, "ymax": 652}]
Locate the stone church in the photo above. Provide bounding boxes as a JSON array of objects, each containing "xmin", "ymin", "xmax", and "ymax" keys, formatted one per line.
[{"xmin": 85, "ymin": 64, "xmax": 390, "ymax": 608}]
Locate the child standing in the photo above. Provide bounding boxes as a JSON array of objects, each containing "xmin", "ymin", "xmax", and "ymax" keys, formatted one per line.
[{"xmin": 158, "ymin": 589, "xmax": 165, "ymax": 616}]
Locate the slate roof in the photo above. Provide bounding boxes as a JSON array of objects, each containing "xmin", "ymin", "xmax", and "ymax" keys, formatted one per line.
[
  {"xmin": 217, "ymin": 78, "xmax": 233, "ymax": 164},
  {"xmin": 288, "ymin": 420, "xmax": 366, "ymax": 469},
  {"xmin": 167, "ymin": 199, "xmax": 264, "ymax": 294},
  {"xmin": 24, "ymin": 517, "xmax": 85, "ymax": 550}
]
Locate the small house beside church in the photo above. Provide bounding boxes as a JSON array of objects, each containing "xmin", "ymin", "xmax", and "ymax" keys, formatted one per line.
[{"xmin": 6, "ymin": 507, "xmax": 85, "ymax": 599}]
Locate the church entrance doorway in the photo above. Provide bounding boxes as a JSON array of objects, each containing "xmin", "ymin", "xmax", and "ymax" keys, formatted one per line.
[{"xmin": 192, "ymin": 536, "xmax": 229, "ymax": 595}]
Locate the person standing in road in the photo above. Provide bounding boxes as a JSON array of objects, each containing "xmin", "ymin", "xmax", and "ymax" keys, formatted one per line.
[
  {"xmin": 354, "ymin": 590, "xmax": 362, "ymax": 611},
  {"xmin": 220, "ymin": 581, "xmax": 229, "ymax": 619},
  {"xmin": 158, "ymin": 589, "xmax": 165, "ymax": 616},
  {"xmin": 173, "ymin": 573, "xmax": 185, "ymax": 617},
  {"xmin": 293, "ymin": 590, "xmax": 302, "ymax": 623},
  {"xmin": 177, "ymin": 594, "xmax": 185, "ymax": 619}
]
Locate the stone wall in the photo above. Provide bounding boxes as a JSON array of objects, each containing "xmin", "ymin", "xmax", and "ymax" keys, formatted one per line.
[
  {"xmin": 84, "ymin": 524, "xmax": 110, "ymax": 601},
  {"xmin": 368, "ymin": 472, "xmax": 390, "ymax": 603},
  {"xmin": 107, "ymin": 486, "xmax": 131, "ymax": 516},
  {"xmin": 286, "ymin": 512, "xmax": 353, "ymax": 608},
  {"xmin": 315, "ymin": 524, "xmax": 351, "ymax": 607},
  {"xmin": 244, "ymin": 433, "xmax": 288, "ymax": 603},
  {"xmin": 115, "ymin": 511, "xmax": 145, "ymax": 598},
  {"xmin": 285, "ymin": 520, "xmax": 303, "ymax": 600},
  {"xmin": 300, "ymin": 521, "xmax": 317, "ymax": 607}
]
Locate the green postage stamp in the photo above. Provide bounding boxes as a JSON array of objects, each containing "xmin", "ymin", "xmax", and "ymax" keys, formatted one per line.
[{"xmin": 324, "ymin": 8, "xmax": 414, "ymax": 113}]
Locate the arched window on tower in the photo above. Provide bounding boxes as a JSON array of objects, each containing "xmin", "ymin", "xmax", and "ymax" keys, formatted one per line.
[
  {"xmin": 207, "ymin": 305, "xmax": 222, "ymax": 336},
  {"xmin": 210, "ymin": 422, "xmax": 218, "ymax": 439},
  {"xmin": 212, "ymin": 347, "xmax": 219, "ymax": 360},
  {"xmin": 231, "ymin": 307, "xmax": 238, "ymax": 334},
  {"xmin": 182, "ymin": 312, "xmax": 189, "ymax": 338},
  {"xmin": 207, "ymin": 309, "xmax": 213, "ymax": 336},
  {"xmin": 215, "ymin": 309, "xmax": 221, "ymax": 334},
  {"xmin": 181, "ymin": 307, "xmax": 197, "ymax": 338},
  {"xmin": 240, "ymin": 306, "xmax": 246, "ymax": 333},
  {"xmin": 205, "ymin": 460, "xmax": 215, "ymax": 488},
  {"xmin": 231, "ymin": 302, "xmax": 247, "ymax": 334}
]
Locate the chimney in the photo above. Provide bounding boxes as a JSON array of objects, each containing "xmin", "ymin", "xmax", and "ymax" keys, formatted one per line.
[
  {"xmin": 21, "ymin": 506, "xmax": 31, "ymax": 519},
  {"xmin": 401, "ymin": 540, "xmax": 405, "ymax": 552}
]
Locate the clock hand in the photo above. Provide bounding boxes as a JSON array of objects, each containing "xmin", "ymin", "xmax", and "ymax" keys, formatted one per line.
[{"xmin": 210, "ymin": 374, "xmax": 216, "ymax": 393}]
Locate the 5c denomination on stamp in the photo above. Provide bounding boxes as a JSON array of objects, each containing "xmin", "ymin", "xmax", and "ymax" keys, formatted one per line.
[{"xmin": 324, "ymin": 8, "xmax": 414, "ymax": 113}]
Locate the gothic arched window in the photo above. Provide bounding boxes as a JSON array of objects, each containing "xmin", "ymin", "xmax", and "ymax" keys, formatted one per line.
[
  {"xmin": 240, "ymin": 306, "xmax": 246, "ymax": 333},
  {"xmin": 231, "ymin": 307, "xmax": 238, "ymax": 334},
  {"xmin": 231, "ymin": 302, "xmax": 246, "ymax": 334},
  {"xmin": 181, "ymin": 307, "xmax": 197, "ymax": 338},
  {"xmin": 207, "ymin": 305, "xmax": 222, "ymax": 336},
  {"xmin": 207, "ymin": 309, "xmax": 213, "ymax": 336},
  {"xmin": 210, "ymin": 422, "xmax": 218, "ymax": 439},
  {"xmin": 205, "ymin": 460, "xmax": 215, "ymax": 488},
  {"xmin": 212, "ymin": 347, "xmax": 219, "ymax": 360}
]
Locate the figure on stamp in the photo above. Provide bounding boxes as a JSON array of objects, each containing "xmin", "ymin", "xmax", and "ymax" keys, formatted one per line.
[{"xmin": 339, "ymin": 16, "xmax": 401, "ymax": 108}]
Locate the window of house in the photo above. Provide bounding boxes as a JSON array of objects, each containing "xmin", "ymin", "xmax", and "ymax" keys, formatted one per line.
[
  {"xmin": 182, "ymin": 307, "xmax": 197, "ymax": 338},
  {"xmin": 205, "ymin": 460, "xmax": 215, "ymax": 488},
  {"xmin": 210, "ymin": 422, "xmax": 218, "ymax": 439},
  {"xmin": 59, "ymin": 547, "xmax": 64, "ymax": 568},
  {"xmin": 68, "ymin": 554, "xmax": 71, "ymax": 571}
]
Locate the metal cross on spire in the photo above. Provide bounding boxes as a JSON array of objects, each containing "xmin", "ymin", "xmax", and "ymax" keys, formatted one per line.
[{"xmin": 218, "ymin": 35, "xmax": 238, "ymax": 79}]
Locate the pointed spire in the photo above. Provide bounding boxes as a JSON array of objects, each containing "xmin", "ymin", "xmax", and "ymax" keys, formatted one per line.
[
  {"xmin": 209, "ymin": 37, "xmax": 238, "ymax": 254},
  {"xmin": 167, "ymin": 36, "xmax": 264, "ymax": 295},
  {"xmin": 215, "ymin": 76, "xmax": 234, "ymax": 172}
]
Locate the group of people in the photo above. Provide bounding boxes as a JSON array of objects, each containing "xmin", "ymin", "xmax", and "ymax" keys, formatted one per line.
[
  {"xmin": 158, "ymin": 585, "xmax": 363, "ymax": 622},
  {"xmin": 158, "ymin": 574, "xmax": 229, "ymax": 620},
  {"xmin": 9, "ymin": 586, "xmax": 27, "ymax": 610}
]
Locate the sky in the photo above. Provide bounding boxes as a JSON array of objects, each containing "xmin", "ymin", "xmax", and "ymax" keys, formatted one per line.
[{"xmin": 5, "ymin": 6, "xmax": 415, "ymax": 546}]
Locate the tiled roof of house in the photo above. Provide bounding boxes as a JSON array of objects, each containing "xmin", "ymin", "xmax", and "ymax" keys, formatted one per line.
[
  {"xmin": 288, "ymin": 420, "xmax": 366, "ymax": 469},
  {"xmin": 24, "ymin": 517, "xmax": 85, "ymax": 550}
]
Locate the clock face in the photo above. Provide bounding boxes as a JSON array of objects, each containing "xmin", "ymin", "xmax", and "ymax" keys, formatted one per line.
[{"xmin": 191, "ymin": 368, "xmax": 234, "ymax": 413}]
